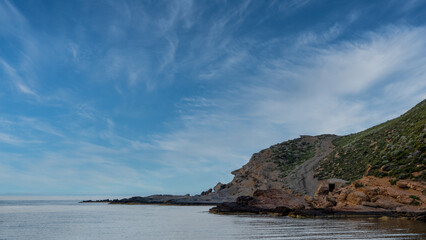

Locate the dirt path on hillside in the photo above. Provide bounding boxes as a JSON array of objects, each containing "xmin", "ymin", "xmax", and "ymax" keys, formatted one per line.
[{"xmin": 284, "ymin": 135, "xmax": 337, "ymax": 196}]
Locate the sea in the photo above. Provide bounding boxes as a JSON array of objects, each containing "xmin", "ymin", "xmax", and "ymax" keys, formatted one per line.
[{"xmin": 0, "ymin": 199, "xmax": 425, "ymax": 240}]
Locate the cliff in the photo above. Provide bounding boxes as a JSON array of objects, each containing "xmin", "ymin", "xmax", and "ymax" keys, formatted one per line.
[
  {"xmin": 86, "ymin": 99, "xmax": 425, "ymax": 220},
  {"xmin": 210, "ymin": 134, "xmax": 337, "ymax": 200},
  {"xmin": 210, "ymin": 99, "xmax": 425, "ymax": 197},
  {"xmin": 209, "ymin": 99, "xmax": 425, "ymax": 219}
]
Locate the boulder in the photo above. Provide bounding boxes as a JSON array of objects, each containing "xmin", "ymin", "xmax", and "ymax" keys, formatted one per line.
[
  {"xmin": 315, "ymin": 184, "xmax": 329, "ymax": 196},
  {"xmin": 312, "ymin": 195, "xmax": 335, "ymax": 209},
  {"xmin": 362, "ymin": 196, "xmax": 402, "ymax": 210},
  {"xmin": 252, "ymin": 189, "xmax": 307, "ymax": 210},
  {"xmin": 213, "ymin": 183, "xmax": 226, "ymax": 192},
  {"xmin": 396, "ymin": 181, "xmax": 410, "ymax": 189},
  {"xmin": 201, "ymin": 188, "xmax": 212, "ymax": 196},
  {"xmin": 210, "ymin": 188, "xmax": 307, "ymax": 215},
  {"xmin": 346, "ymin": 190, "xmax": 369, "ymax": 205}
]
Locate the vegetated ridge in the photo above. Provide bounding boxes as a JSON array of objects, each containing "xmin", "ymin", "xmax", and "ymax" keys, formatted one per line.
[
  {"xmin": 209, "ymin": 99, "xmax": 425, "ymax": 220},
  {"xmin": 315, "ymin": 99, "xmax": 425, "ymax": 182},
  {"xmin": 212, "ymin": 99, "xmax": 424, "ymax": 199}
]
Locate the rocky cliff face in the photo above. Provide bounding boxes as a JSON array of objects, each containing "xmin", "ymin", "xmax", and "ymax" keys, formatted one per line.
[
  {"xmin": 211, "ymin": 177, "xmax": 426, "ymax": 220},
  {"xmin": 208, "ymin": 99, "xmax": 425, "ymax": 219},
  {"xmin": 206, "ymin": 135, "xmax": 337, "ymax": 201},
  {"xmin": 206, "ymin": 99, "xmax": 425, "ymax": 203},
  {"xmin": 306, "ymin": 176, "xmax": 426, "ymax": 216}
]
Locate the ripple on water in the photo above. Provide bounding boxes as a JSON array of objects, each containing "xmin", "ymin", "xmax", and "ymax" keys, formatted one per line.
[{"xmin": 0, "ymin": 201, "xmax": 425, "ymax": 240}]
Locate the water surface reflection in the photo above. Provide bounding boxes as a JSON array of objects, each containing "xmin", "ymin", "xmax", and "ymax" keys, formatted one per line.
[{"xmin": 0, "ymin": 201, "xmax": 425, "ymax": 239}]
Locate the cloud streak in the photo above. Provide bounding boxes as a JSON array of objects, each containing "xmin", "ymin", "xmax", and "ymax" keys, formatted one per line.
[
  {"xmin": 0, "ymin": 0, "xmax": 425, "ymax": 195},
  {"xmin": 0, "ymin": 58, "xmax": 38, "ymax": 97},
  {"xmin": 148, "ymin": 25, "xmax": 426, "ymax": 187}
]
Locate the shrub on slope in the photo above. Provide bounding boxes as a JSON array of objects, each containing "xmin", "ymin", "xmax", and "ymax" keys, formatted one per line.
[{"xmin": 315, "ymin": 99, "xmax": 426, "ymax": 182}]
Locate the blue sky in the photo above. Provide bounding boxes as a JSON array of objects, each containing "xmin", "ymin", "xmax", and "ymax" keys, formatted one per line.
[{"xmin": 0, "ymin": 0, "xmax": 425, "ymax": 196}]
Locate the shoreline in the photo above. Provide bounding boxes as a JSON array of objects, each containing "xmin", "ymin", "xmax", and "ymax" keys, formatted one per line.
[
  {"xmin": 79, "ymin": 197, "xmax": 426, "ymax": 221},
  {"xmin": 79, "ymin": 196, "xmax": 222, "ymax": 206},
  {"xmin": 81, "ymin": 201, "xmax": 219, "ymax": 206},
  {"xmin": 210, "ymin": 210, "xmax": 425, "ymax": 221}
]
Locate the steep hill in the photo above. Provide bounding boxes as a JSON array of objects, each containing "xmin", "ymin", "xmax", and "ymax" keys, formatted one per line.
[
  {"xmin": 315, "ymin": 99, "xmax": 425, "ymax": 182},
  {"xmin": 211, "ymin": 135, "xmax": 336, "ymax": 199},
  {"xmin": 208, "ymin": 99, "xmax": 425, "ymax": 219},
  {"xmin": 213, "ymin": 99, "xmax": 425, "ymax": 199}
]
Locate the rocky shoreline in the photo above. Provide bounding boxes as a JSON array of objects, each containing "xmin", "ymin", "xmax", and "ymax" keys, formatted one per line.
[
  {"xmin": 81, "ymin": 176, "xmax": 426, "ymax": 221},
  {"xmin": 81, "ymin": 148, "xmax": 425, "ymax": 221},
  {"xmin": 210, "ymin": 177, "xmax": 426, "ymax": 221},
  {"xmin": 210, "ymin": 202, "xmax": 426, "ymax": 221}
]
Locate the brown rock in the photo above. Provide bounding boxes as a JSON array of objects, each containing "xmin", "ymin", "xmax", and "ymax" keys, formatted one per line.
[
  {"xmin": 304, "ymin": 195, "xmax": 313, "ymax": 203},
  {"xmin": 201, "ymin": 188, "xmax": 213, "ymax": 196},
  {"xmin": 252, "ymin": 189, "xmax": 307, "ymax": 210},
  {"xmin": 213, "ymin": 183, "xmax": 225, "ymax": 193},
  {"xmin": 327, "ymin": 194, "xmax": 337, "ymax": 205},
  {"xmin": 362, "ymin": 186, "xmax": 383, "ymax": 198},
  {"xmin": 312, "ymin": 195, "xmax": 335, "ymax": 209},
  {"xmin": 210, "ymin": 188, "xmax": 307, "ymax": 215},
  {"xmin": 337, "ymin": 188, "xmax": 352, "ymax": 202},
  {"xmin": 386, "ymin": 187, "xmax": 412, "ymax": 205},
  {"xmin": 347, "ymin": 190, "xmax": 369, "ymax": 205},
  {"xmin": 362, "ymin": 196, "xmax": 402, "ymax": 210},
  {"xmin": 395, "ymin": 205, "xmax": 426, "ymax": 213},
  {"xmin": 396, "ymin": 181, "xmax": 410, "ymax": 189},
  {"xmin": 407, "ymin": 181, "xmax": 426, "ymax": 191},
  {"xmin": 315, "ymin": 184, "xmax": 329, "ymax": 197}
]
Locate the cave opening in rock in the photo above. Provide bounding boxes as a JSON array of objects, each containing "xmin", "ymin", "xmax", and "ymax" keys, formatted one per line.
[{"xmin": 329, "ymin": 183, "xmax": 335, "ymax": 192}]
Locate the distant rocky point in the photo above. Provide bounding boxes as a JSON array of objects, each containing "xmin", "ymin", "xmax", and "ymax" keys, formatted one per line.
[
  {"xmin": 80, "ymin": 199, "xmax": 111, "ymax": 203},
  {"xmin": 81, "ymin": 194, "xmax": 221, "ymax": 205}
]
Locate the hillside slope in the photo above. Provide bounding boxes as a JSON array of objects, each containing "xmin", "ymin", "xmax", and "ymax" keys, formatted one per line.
[
  {"xmin": 209, "ymin": 99, "xmax": 425, "ymax": 219},
  {"xmin": 212, "ymin": 99, "xmax": 425, "ymax": 199},
  {"xmin": 315, "ymin": 99, "xmax": 426, "ymax": 182},
  {"xmin": 211, "ymin": 135, "xmax": 336, "ymax": 199}
]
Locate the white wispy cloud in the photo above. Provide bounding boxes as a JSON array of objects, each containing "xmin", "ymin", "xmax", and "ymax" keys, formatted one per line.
[
  {"xmin": 0, "ymin": 58, "xmax": 39, "ymax": 97},
  {"xmin": 0, "ymin": 132, "xmax": 24, "ymax": 145},
  {"xmin": 147, "ymin": 25, "xmax": 426, "ymax": 184},
  {"xmin": 0, "ymin": 151, "xmax": 164, "ymax": 195},
  {"xmin": 17, "ymin": 117, "xmax": 64, "ymax": 138},
  {"xmin": 0, "ymin": 1, "xmax": 43, "ymax": 100},
  {"xmin": 0, "ymin": 0, "xmax": 27, "ymax": 34},
  {"xmin": 236, "ymin": 25, "xmax": 426, "ymax": 133},
  {"xmin": 0, "ymin": 0, "xmax": 425, "ymax": 195},
  {"xmin": 15, "ymin": 82, "xmax": 37, "ymax": 96}
]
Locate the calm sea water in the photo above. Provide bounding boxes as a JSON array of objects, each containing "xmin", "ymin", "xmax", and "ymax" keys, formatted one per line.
[{"xmin": 0, "ymin": 200, "xmax": 425, "ymax": 240}]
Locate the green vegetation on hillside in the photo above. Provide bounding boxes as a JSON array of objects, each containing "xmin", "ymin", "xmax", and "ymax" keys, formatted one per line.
[
  {"xmin": 268, "ymin": 137, "xmax": 316, "ymax": 178},
  {"xmin": 315, "ymin": 99, "xmax": 426, "ymax": 182}
]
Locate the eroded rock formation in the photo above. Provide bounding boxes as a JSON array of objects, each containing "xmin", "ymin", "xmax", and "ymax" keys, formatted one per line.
[
  {"xmin": 211, "ymin": 177, "xmax": 426, "ymax": 220},
  {"xmin": 306, "ymin": 177, "xmax": 426, "ymax": 213},
  {"xmin": 205, "ymin": 135, "xmax": 337, "ymax": 202}
]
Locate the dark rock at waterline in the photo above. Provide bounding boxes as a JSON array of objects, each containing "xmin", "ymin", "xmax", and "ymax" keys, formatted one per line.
[
  {"xmin": 209, "ymin": 186, "xmax": 426, "ymax": 221},
  {"xmin": 201, "ymin": 188, "xmax": 212, "ymax": 196},
  {"xmin": 79, "ymin": 199, "xmax": 110, "ymax": 203},
  {"xmin": 209, "ymin": 200, "xmax": 292, "ymax": 215},
  {"xmin": 415, "ymin": 212, "xmax": 426, "ymax": 221},
  {"xmin": 82, "ymin": 194, "xmax": 225, "ymax": 205},
  {"xmin": 209, "ymin": 189, "xmax": 305, "ymax": 215}
]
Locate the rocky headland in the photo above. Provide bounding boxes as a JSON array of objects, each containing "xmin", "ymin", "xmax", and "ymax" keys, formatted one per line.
[
  {"xmin": 83, "ymin": 99, "xmax": 426, "ymax": 221},
  {"xmin": 81, "ymin": 194, "xmax": 223, "ymax": 205}
]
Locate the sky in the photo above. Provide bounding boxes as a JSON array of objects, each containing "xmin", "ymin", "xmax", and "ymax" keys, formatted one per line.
[{"xmin": 0, "ymin": 0, "xmax": 425, "ymax": 196}]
